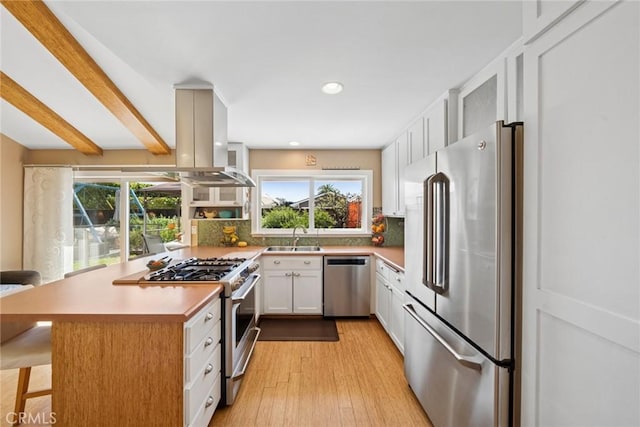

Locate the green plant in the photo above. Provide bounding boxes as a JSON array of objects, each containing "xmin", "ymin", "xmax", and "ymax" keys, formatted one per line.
[{"xmin": 262, "ymin": 206, "xmax": 307, "ymax": 228}]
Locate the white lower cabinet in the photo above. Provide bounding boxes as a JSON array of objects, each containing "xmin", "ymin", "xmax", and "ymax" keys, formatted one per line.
[
  {"xmin": 375, "ymin": 259, "xmax": 405, "ymax": 354},
  {"xmin": 375, "ymin": 273, "xmax": 390, "ymax": 330},
  {"xmin": 262, "ymin": 256, "xmax": 323, "ymax": 315},
  {"xmin": 184, "ymin": 298, "xmax": 221, "ymax": 426}
]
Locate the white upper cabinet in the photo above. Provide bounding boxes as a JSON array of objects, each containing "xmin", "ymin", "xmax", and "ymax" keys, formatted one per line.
[
  {"xmin": 381, "ymin": 142, "xmax": 397, "ymax": 217},
  {"xmin": 408, "ymin": 117, "xmax": 425, "ymax": 163},
  {"xmin": 425, "ymin": 98, "xmax": 448, "ymax": 155},
  {"xmin": 456, "ymin": 38, "xmax": 523, "ymax": 140},
  {"xmin": 381, "ymin": 133, "xmax": 408, "ymax": 217}
]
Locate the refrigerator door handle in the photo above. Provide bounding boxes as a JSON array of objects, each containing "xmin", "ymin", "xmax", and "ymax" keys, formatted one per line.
[
  {"xmin": 423, "ymin": 176, "xmax": 435, "ymax": 290},
  {"xmin": 403, "ymin": 303, "xmax": 483, "ymax": 371},
  {"xmin": 424, "ymin": 173, "xmax": 449, "ymax": 294}
]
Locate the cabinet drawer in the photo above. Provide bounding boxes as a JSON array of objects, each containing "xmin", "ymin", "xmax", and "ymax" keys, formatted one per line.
[
  {"xmin": 388, "ymin": 269, "xmax": 405, "ymax": 291},
  {"xmin": 375, "ymin": 259, "xmax": 390, "ymax": 280},
  {"xmin": 185, "ymin": 299, "xmax": 221, "ymax": 354},
  {"xmin": 187, "ymin": 376, "xmax": 221, "ymax": 427},
  {"xmin": 185, "ymin": 348, "xmax": 220, "ymax": 423},
  {"xmin": 262, "ymin": 256, "xmax": 322, "ymax": 271},
  {"xmin": 185, "ymin": 319, "xmax": 221, "ymax": 385}
]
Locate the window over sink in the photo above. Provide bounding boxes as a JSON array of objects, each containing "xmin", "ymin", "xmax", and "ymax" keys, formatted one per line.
[{"xmin": 251, "ymin": 170, "xmax": 372, "ymax": 236}]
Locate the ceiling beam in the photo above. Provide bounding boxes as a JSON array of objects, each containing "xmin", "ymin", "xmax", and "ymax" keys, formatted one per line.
[
  {"xmin": 1, "ymin": 71, "xmax": 103, "ymax": 155},
  {"xmin": 1, "ymin": 0, "xmax": 171, "ymax": 155}
]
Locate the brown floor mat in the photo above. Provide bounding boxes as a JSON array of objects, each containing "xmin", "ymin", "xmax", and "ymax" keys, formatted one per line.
[{"xmin": 257, "ymin": 318, "xmax": 339, "ymax": 341}]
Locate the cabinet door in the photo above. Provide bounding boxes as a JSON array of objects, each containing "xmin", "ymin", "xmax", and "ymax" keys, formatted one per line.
[
  {"xmin": 293, "ymin": 271, "xmax": 322, "ymax": 314},
  {"xmin": 389, "ymin": 284, "xmax": 405, "ymax": 355},
  {"xmin": 408, "ymin": 118, "xmax": 425, "ymax": 164},
  {"xmin": 396, "ymin": 132, "xmax": 408, "ymax": 216},
  {"xmin": 426, "ymin": 99, "xmax": 447, "ymax": 155},
  {"xmin": 375, "ymin": 273, "xmax": 390, "ymax": 331},
  {"xmin": 263, "ymin": 272, "xmax": 292, "ymax": 314},
  {"xmin": 381, "ymin": 143, "xmax": 397, "ymax": 216},
  {"xmin": 214, "ymin": 187, "xmax": 241, "ymax": 205}
]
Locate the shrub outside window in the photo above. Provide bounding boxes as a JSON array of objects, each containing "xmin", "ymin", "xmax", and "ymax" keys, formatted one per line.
[{"xmin": 252, "ymin": 170, "xmax": 372, "ymax": 236}]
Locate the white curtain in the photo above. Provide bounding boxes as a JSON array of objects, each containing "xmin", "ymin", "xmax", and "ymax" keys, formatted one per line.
[{"xmin": 23, "ymin": 167, "xmax": 73, "ymax": 283}]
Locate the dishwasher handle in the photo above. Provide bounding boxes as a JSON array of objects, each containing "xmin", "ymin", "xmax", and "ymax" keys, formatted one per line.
[{"xmin": 325, "ymin": 257, "xmax": 369, "ymax": 266}]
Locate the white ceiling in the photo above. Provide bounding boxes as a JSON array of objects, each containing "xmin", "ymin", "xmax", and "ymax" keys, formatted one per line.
[{"xmin": 0, "ymin": 1, "xmax": 522, "ymax": 151}]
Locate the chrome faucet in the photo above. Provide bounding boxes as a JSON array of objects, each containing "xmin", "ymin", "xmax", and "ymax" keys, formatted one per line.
[{"xmin": 292, "ymin": 225, "xmax": 307, "ymax": 248}]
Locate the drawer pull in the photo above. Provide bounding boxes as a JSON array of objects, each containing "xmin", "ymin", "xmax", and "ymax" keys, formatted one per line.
[
  {"xmin": 204, "ymin": 363, "xmax": 214, "ymax": 375},
  {"xmin": 204, "ymin": 337, "xmax": 214, "ymax": 347},
  {"xmin": 205, "ymin": 396, "xmax": 214, "ymax": 408},
  {"xmin": 304, "ymin": 260, "xmax": 311, "ymax": 265},
  {"xmin": 205, "ymin": 312, "xmax": 214, "ymax": 321},
  {"xmin": 273, "ymin": 260, "xmax": 281, "ymax": 264}
]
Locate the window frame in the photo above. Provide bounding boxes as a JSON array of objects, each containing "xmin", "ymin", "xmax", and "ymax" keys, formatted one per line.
[{"xmin": 251, "ymin": 169, "xmax": 373, "ymax": 237}]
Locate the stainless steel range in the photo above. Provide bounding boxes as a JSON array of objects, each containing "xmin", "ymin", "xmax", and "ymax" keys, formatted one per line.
[{"xmin": 144, "ymin": 256, "xmax": 261, "ymax": 405}]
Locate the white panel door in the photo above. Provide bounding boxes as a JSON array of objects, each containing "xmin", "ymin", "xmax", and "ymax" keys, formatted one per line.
[
  {"xmin": 522, "ymin": 0, "xmax": 583, "ymax": 43},
  {"xmin": 522, "ymin": 1, "xmax": 640, "ymax": 426}
]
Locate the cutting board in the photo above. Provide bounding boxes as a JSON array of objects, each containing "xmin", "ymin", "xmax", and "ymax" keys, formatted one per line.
[{"xmin": 112, "ymin": 271, "xmax": 147, "ymax": 285}]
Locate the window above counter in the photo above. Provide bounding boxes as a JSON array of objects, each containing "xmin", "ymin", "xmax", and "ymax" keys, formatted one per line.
[{"xmin": 251, "ymin": 169, "xmax": 372, "ymax": 237}]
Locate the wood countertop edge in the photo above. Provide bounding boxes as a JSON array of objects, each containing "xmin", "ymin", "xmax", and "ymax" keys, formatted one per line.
[
  {"xmin": 0, "ymin": 286, "xmax": 223, "ymax": 323},
  {"xmin": 0, "ymin": 246, "xmax": 402, "ymax": 322}
]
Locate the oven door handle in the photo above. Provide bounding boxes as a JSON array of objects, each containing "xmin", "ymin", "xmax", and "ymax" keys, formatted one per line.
[
  {"xmin": 232, "ymin": 326, "xmax": 261, "ymax": 381},
  {"xmin": 231, "ymin": 274, "xmax": 261, "ymax": 303}
]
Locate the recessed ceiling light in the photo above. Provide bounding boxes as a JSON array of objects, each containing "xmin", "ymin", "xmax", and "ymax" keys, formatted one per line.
[
  {"xmin": 321, "ymin": 81, "xmax": 344, "ymax": 95},
  {"xmin": 289, "ymin": 141, "xmax": 300, "ymax": 146}
]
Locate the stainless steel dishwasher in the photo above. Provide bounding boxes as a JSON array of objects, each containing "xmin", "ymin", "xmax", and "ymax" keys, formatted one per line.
[{"xmin": 323, "ymin": 255, "xmax": 370, "ymax": 317}]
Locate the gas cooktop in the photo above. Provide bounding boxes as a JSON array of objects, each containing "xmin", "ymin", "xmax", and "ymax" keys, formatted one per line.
[{"xmin": 145, "ymin": 257, "xmax": 247, "ymax": 282}]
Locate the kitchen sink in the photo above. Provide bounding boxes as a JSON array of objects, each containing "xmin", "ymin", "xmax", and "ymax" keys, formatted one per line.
[
  {"xmin": 294, "ymin": 246, "xmax": 323, "ymax": 252},
  {"xmin": 264, "ymin": 246, "xmax": 323, "ymax": 252}
]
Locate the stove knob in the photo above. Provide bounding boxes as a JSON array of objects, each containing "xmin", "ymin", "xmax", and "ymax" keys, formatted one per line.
[{"xmin": 231, "ymin": 277, "xmax": 243, "ymax": 289}]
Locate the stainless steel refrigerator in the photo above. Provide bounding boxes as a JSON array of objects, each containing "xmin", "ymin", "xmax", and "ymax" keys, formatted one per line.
[{"xmin": 403, "ymin": 121, "xmax": 523, "ymax": 427}]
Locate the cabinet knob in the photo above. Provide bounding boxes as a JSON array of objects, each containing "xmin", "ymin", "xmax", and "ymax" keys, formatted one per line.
[
  {"xmin": 293, "ymin": 272, "xmax": 301, "ymax": 277},
  {"xmin": 205, "ymin": 364, "xmax": 214, "ymax": 375},
  {"xmin": 285, "ymin": 272, "xmax": 293, "ymax": 277},
  {"xmin": 204, "ymin": 337, "xmax": 214, "ymax": 347},
  {"xmin": 205, "ymin": 312, "xmax": 214, "ymax": 321},
  {"xmin": 205, "ymin": 396, "xmax": 215, "ymax": 408}
]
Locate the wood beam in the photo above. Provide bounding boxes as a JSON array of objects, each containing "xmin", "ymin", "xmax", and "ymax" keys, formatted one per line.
[
  {"xmin": 1, "ymin": 0, "xmax": 171, "ymax": 155},
  {"xmin": 1, "ymin": 71, "xmax": 103, "ymax": 155}
]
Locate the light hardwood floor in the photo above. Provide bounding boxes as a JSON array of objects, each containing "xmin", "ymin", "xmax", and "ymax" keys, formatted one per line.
[
  {"xmin": 1, "ymin": 365, "xmax": 51, "ymax": 427},
  {"xmin": 211, "ymin": 318, "xmax": 432, "ymax": 426},
  {"xmin": 0, "ymin": 319, "xmax": 431, "ymax": 426}
]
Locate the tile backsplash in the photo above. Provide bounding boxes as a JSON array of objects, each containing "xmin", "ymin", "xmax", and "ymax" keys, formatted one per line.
[{"xmin": 195, "ymin": 216, "xmax": 404, "ymax": 247}]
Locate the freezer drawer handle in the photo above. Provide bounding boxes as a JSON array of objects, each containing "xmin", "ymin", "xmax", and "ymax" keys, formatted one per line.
[{"xmin": 403, "ymin": 303, "xmax": 482, "ymax": 371}]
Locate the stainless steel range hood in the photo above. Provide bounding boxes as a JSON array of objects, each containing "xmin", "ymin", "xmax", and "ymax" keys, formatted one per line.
[
  {"xmin": 125, "ymin": 85, "xmax": 255, "ymax": 187},
  {"xmin": 174, "ymin": 86, "xmax": 255, "ymax": 187}
]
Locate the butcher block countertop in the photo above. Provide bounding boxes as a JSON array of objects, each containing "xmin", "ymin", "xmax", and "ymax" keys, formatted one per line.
[{"xmin": 0, "ymin": 245, "xmax": 403, "ymax": 323}]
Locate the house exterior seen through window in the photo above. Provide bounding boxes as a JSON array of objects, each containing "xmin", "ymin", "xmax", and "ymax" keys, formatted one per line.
[{"xmin": 253, "ymin": 170, "xmax": 372, "ymax": 235}]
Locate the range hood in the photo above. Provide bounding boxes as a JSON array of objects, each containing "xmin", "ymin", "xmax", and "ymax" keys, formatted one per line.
[
  {"xmin": 125, "ymin": 85, "xmax": 255, "ymax": 187},
  {"xmin": 174, "ymin": 86, "xmax": 255, "ymax": 187}
]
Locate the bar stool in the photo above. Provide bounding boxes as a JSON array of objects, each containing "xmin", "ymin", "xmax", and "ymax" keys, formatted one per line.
[{"xmin": 0, "ymin": 271, "xmax": 51, "ymax": 425}]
